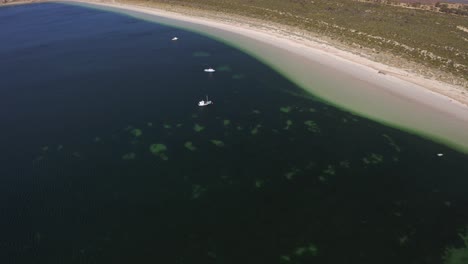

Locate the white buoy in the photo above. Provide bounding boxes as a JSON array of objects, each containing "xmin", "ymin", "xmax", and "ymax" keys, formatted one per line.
[
  {"xmin": 437, "ymin": 153, "xmax": 444, "ymax": 157},
  {"xmin": 172, "ymin": 37, "xmax": 178, "ymax": 41}
]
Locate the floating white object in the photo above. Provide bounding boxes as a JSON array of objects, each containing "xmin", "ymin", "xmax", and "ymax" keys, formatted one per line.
[
  {"xmin": 198, "ymin": 95, "xmax": 213, "ymax": 107},
  {"xmin": 172, "ymin": 37, "xmax": 178, "ymax": 41},
  {"xmin": 437, "ymin": 153, "xmax": 444, "ymax": 157},
  {"xmin": 204, "ymin": 68, "xmax": 215, "ymax": 73}
]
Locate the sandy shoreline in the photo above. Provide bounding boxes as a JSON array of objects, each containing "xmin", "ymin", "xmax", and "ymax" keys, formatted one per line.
[{"xmin": 4, "ymin": 0, "xmax": 468, "ymax": 152}]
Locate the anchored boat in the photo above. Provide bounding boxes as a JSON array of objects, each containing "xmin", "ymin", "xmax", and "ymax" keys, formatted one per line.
[
  {"xmin": 204, "ymin": 67, "xmax": 215, "ymax": 73},
  {"xmin": 198, "ymin": 95, "xmax": 213, "ymax": 106}
]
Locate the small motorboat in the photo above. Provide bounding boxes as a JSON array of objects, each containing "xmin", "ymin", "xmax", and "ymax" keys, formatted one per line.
[
  {"xmin": 172, "ymin": 37, "xmax": 178, "ymax": 41},
  {"xmin": 198, "ymin": 95, "xmax": 213, "ymax": 107},
  {"xmin": 204, "ymin": 67, "xmax": 215, "ymax": 73}
]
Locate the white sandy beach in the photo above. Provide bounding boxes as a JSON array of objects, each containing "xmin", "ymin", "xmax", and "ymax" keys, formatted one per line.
[{"xmin": 6, "ymin": 0, "xmax": 468, "ymax": 152}]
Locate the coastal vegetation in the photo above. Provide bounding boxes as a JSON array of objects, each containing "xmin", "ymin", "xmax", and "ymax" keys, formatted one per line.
[
  {"xmin": 443, "ymin": 227, "xmax": 468, "ymax": 264},
  {"xmin": 357, "ymin": 0, "xmax": 468, "ymax": 16}
]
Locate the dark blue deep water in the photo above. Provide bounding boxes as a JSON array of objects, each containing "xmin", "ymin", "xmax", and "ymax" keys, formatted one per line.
[{"xmin": 1, "ymin": 3, "xmax": 468, "ymax": 264}]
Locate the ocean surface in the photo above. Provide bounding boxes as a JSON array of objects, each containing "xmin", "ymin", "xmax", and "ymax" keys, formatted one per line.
[{"xmin": 1, "ymin": 3, "xmax": 467, "ymax": 264}]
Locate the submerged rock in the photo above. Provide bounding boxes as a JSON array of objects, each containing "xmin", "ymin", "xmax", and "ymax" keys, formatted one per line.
[
  {"xmin": 280, "ymin": 255, "xmax": 291, "ymax": 262},
  {"xmin": 307, "ymin": 244, "xmax": 318, "ymax": 256},
  {"xmin": 285, "ymin": 167, "xmax": 300, "ymax": 180},
  {"xmin": 295, "ymin": 247, "xmax": 307, "ymax": 256},
  {"xmin": 284, "ymin": 120, "xmax": 293, "ymax": 130},
  {"xmin": 149, "ymin": 144, "xmax": 167, "ymax": 154},
  {"xmin": 193, "ymin": 51, "xmax": 210, "ymax": 57},
  {"xmin": 399, "ymin": 235, "xmax": 408, "ymax": 246},
  {"xmin": 339, "ymin": 160, "xmax": 351, "ymax": 168},
  {"xmin": 323, "ymin": 165, "xmax": 336, "ymax": 175},
  {"xmin": 362, "ymin": 153, "xmax": 384, "ymax": 165},
  {"xmin": 131, "ymin": 128, "xmax": 142, "ymax": 137},
  {"xmin": 184, "ymin": 141, "xmax": 197, "ymax": 151},
  {"xmin": 382, "ymin": 134, "xmax": 401, "ymax": 152},
  {"xmin": 194, "ymin": 123, "xmax": 205, "ymax": 132},
  {"xmin": 232, "ymin": 73, "xmax": 245, "ymax": 79},
  {"xmin": 281, "ymin": 243, "xmax": 317, "ymax": 262},
  {"xmin": 443, "ymin": 229, "xmax": 468, "ymax": 264},
  {"xmin": 210, "ymin": 140, "xmax": 225, "ymax": 147},
  {"xmin": 255, "ymin": 179, "xmax": 264, "ymax": 188},
  {"xmin": 159, "ymin": 153, "xmax": 169, "ymax": 161},
  {"xmin": 192, "ymin": 184, "xmax": 206, "ymax": 199},
  {"xmin": 122, "ymin": 152, "xmax": 136, "ymax": 160},
  {"xmin": 149, "ymin": 144, "xmax": 168, "ymax": 160},
  {"xmin": 295, "ymin": 244, "xmax": 318, "ymax": 256},
  {"xmin": 251, "ymin": 125, "xmax": 262, "ymax": 135},
  {"xmin": 217, "ymin": 65, "xmax": 232, "ymax": 72},
  {"xmin": 304, "ymin": 120, "xmax": 320, "ymax": 133},
  {"xmin": 280, "ymin": 106, "xmax": 292, "ymax": 113}
]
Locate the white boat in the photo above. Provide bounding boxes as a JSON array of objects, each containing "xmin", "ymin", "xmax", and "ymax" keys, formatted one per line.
[
  {"xmin": 204, "ymin": 67, "xmax": 215, "ymax": 73},
  {"xmin": 172, "ymin": 37, "xmax": 178, "ymax": 41},
  {"xmin": 198, "ymin": 95, "xmax": 213, "ymax": 106}
]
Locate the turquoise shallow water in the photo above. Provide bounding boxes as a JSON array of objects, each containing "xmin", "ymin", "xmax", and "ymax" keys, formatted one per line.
[{"xmin": 1, "ymin": 3, "xmax": 468, "ymax": 263}]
